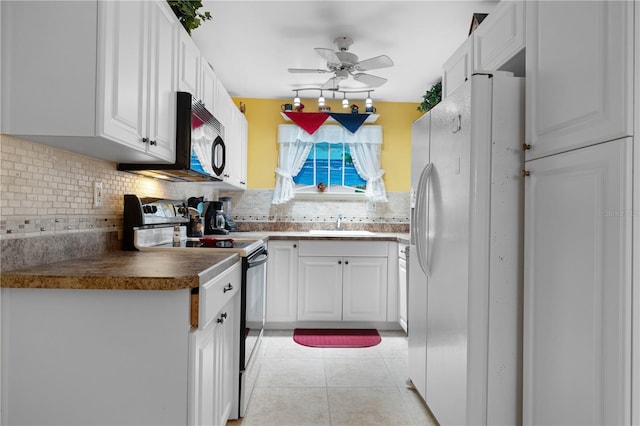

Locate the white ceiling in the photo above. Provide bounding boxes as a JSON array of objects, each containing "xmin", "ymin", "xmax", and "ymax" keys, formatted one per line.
[{"xmin": 191, "ymin": 0, "xmax": 499, "ymax": 104}]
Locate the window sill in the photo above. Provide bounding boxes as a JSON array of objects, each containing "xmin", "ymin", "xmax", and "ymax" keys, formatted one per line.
[{"xmin": 294, "ymin": 191, "xmax": 367, "ymax": 201}]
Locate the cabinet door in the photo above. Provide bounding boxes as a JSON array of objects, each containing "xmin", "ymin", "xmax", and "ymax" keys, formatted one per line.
[
  {"xmin": 525, "ymin": 1, "xmax": 633, "ymax": 160},
  {"xmin": 177, "ymin": 29, "xmax": 200, "ymax": 96},
  {"xmin": 266, "ymin": 241, "xmax": 299, "ymax": 323},
  {"xmin": 298, "ymin": 257, "xmax": 342, "ymax": 321},
  {"xmin": 473, "ymin": 0, "xmax": 524, "ymax": 71},
  {"xmin": 442, "ymin": 36, "xmax": 473, "ymax": 99},
  {"xmin": 190, "ymin": 323, "xmax": 216, "ymax": 426},
  {"xmin": 99, "ymin": 1, "xmax": 148, "ymax": 151},
  {"xmin": 523, "ymin": 138, "xmax": 633, "ymax": 426},
  {"xmin": 215, "ymin": 297, "xmax": 236, "ymax": 426},
  {"xmin": 342, "ymin": 257, "xmax": 388, "ymax": 322},
  {"xmin": 200, "ymin": 62, "xmax": 217, "ymax": 111},
  {"xmin": 147, "ymin": 0, "xmax": 177, "ymax": 162},
  {"xmin": 398, "ymin": 254, "xmax": 408, "ymax": 332}
]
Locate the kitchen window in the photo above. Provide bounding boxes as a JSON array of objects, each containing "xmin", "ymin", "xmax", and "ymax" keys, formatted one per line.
[
  {"xmin": 293, "ymin": 142, "xmax": 366, "ymax": 194},
  {"xmin": 272, "ymin": 124, "xmax": 387, "ymax": 204}
]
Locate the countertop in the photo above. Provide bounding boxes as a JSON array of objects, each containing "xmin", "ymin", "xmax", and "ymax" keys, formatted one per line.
[
  {"xmin": 0, "ymin": 251, "xmax": 239, "ymax": 291},
  {"xmin": 0, "ymin": 231, "xmax": 409, "ymax": 291},
  {"xmin": 228, "ymin": 231, "xmax": 410, "ymax": 244}
]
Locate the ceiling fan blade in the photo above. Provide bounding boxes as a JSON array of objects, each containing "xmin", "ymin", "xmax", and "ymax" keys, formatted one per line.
[
  {"xmin": 288, "ymin": 68, "xmax": 332, "ymax": 74},
  {"xmin": 353, "ymin": 73, "xmax": 388, "ymax": 87},
  {"xmin": 321, "ymin": 77, "xmax": 341, "ymax": 90},
  {"xmin": 314, "ymin": 48, "xmax": 341, "ymax": 64},
  {"xmin": 354, "ymin": 55, "xmax": 394, "ymax": 71}
]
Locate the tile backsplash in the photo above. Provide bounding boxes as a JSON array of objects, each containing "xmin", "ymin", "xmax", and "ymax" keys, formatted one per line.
[{"xmin": 1, "ymin": 135, "xmax": 409, "ymax": 269}]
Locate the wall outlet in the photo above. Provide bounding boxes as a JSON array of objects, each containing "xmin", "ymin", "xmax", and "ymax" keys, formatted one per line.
[{"xmin": 93, "ymin": 181, "xmax": 103, "ymax": 208}]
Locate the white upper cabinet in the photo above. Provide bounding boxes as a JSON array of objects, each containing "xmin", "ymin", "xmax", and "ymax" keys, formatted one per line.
[
  {"xmin": 473, "ymin": 0, "xmax": 525, "ymax": 72},
  {"xmin": 177, "ymin": 29, "xmax": 201, "ymax": 97},
  {"xmin": 442, "ymin": 36, "xmax": 474, "ymax": 99},
  {"xmin": 100, "ymin": 0, "xmax": 177, "ymax": 162},
  {"xmin": 525, "ymin": 0, "xmax": 634, "ymax": 160},
  {"xmin": 200, "ymin": 62, "xmax": 218, "ymax": 112},
  {"xmin": 1, "ymin": 0, "xmax": 177, "ymax": 163}
]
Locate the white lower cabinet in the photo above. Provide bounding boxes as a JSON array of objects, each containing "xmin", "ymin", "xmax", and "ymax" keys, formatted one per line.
[
  {"xmin": 523, "ymin": 138, "xmax": 633, "ymax": 426},
  {"xmin": 266, "ymin": 241, "xmax": 299, "ymax": 323},
  {"xmin": 1, "ymin": 261, "xmax": 241, "ymax": 426},
  {"xmin": 190, "ymin": 262, "xmax": 241, "ymax": 426},
  {"xmin": 296, "ymin": 241, "xmax": 389, "ymax": 322}
]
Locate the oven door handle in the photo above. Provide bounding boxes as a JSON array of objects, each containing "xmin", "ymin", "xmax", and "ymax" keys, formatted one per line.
[{"xmin": 247, "ymin": 250, "xmax": 268, "ymax": 268}]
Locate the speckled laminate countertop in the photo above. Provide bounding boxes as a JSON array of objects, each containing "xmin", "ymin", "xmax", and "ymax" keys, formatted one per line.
[
  {"xmin": 228, "ymin": 231, "xmax": 410, "ymax": 244},
  {"xmin": 0, "ymin": 251, "xmax": 239, "ymax": 290}
]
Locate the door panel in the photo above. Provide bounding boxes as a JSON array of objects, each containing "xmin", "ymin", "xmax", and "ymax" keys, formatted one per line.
[{"xmin": 523, "ymin": 138, "xmax": 632, "ymax": 425}]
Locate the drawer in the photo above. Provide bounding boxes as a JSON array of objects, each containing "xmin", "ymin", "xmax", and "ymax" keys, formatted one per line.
[
  {"xmin": 199, "ymin": 262, "xmax": 241, "ymax": 329},
  {"xmin": 298, "ymin": 240, "xmax": 388, "ymax": 257}
]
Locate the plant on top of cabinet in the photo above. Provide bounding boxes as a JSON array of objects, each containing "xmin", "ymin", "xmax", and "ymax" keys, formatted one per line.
[
  {"xmin": 417, "ymin": 81, "xmax": 442, "ymax": 112},
  {"xmin": 167, "ymin": 0, "xmax": 211, "ymax": 35}
]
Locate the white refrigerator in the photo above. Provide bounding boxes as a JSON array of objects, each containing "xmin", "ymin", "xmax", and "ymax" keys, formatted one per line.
[{"xmin": 408, "ymin": 72, "xmax": 524, "ymax": 425}]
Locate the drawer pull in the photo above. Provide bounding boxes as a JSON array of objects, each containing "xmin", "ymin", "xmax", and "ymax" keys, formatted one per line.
[
  {"xmin": 217, "ymin": 312, "xmax": 227, "ymax": 323},
  {"xmin": 223, "ymin": 283, "xmax": 233, "ymax": 293}
]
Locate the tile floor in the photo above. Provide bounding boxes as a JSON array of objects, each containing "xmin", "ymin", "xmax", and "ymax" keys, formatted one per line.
[{"xmin": 228, "ymin": 329, "xmax": 438, "ymax": 426}]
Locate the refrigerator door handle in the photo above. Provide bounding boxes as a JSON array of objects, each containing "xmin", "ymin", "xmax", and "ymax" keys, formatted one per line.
[{"xmin": 414, "ymin": 162, "xmax": 432, "ymax": 276}]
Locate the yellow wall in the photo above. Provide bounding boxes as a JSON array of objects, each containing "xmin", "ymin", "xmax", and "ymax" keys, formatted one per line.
[{"xmin": 233, "ymin": 97, "xmax": 423, "ymax": 191}]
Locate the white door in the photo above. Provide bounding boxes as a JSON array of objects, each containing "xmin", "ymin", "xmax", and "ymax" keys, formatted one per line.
[
  {"xmin": 525, "ymin": 1, "xmax": 633, "ymax": 160},
  {"xmin": 99, "ymin": 1, "xmax": 148, "ymax": 150},
  {"xmin": 190, "ymin": 325, "xmax": 215, "ymax": 426},
  {"xmin": 407, "ymin": 245, "xmax": 428, "ymax": 400},
  {"xmin": 425, "ymin": 79, "xmax": 472, "ymax": 426},
  {"xmin": 266, "ymin": 241, "xmax": 299, "ymax": 323},
  {"xmin": 146, "ymin": 0, "xmax": 177, "ymax": 162},
  {"xmin": 342, "ymin": 257, "xmax": 388, "ymax": 322},
  {"xmin": 177, "ymin": 29, "xmax": 200, "ymax": 96},
  {"xmin": 523, "ymin": 138, "xmax": 633, "ymax": 426},
  {"xmin": 297, "ymin": 257, "xmax": 342, "ymax": 321}
]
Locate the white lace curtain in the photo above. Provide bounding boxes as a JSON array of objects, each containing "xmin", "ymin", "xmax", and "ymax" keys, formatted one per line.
[{"xmin": 272, "ymin": 124, "xmax": 387, "ymax": 204}]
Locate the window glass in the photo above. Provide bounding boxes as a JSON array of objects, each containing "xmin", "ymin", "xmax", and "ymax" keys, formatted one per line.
[{"xmin": 293, "ymin": 142, "xmax": 366, "ymax": 192}]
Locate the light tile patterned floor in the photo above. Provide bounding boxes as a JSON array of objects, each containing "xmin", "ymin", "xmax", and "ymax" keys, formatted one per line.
[{"xmin": 228, "ymin": 330, "xmax": 438, "ymax": 426}]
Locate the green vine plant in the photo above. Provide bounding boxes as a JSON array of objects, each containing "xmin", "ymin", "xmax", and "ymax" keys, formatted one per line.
[
  {"xmin": 167, "ymin": 0, "xmax": 212, "ymax": 35},
  {"xmin": 417, "ymin": 81, "xmax": 442, "ymax": 112}
]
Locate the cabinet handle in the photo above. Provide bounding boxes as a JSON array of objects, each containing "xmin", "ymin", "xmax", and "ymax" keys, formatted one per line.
[
  {"xmin": 521, "ymin": 170, "xmax": 531, "ymax": 177},
  {"xmin": 522, "ymin": 143, "xmax": 531, "ymax": 150},
  {"xmin": 223, "ymin": 283, "xmax": 233, "ymax": 293},
  {"xmin": 293, "ymin": 244, "xmax": 297, "ymax": 248},
  {"xmin": 338, "ymin": 260, "xmax": 342, "ymax": 264},
  {"xmin": 149, "ymin": 140, "xmax": 157, "ymax": 146},
  {"xmin": 224, "ymin": 174, "xmax": 230, "ymax": 178},
  {"xmin": 141, "ymin": 137, "xmax": 149, "ymax": 144},
  {"xmin": 345, "ymin": 260, "xmax": 349, "ymax": 265},
  {"xmin": 240, "ymin": 181, "xmax": 246, "ymax": 185},
  {"xmin": 220, "ymin": 312, "xmax": 227, "ymax": 319}
]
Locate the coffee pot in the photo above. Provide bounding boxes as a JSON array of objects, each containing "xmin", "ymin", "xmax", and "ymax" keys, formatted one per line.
[{"xmin": 204, "ymin": 201, "xmax": 229, "ymax": 235}]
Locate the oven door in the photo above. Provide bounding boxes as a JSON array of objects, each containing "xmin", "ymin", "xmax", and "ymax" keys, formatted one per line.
[{"xmin": 243, "ymin": 246, "xmax": 267, "ymax": 368}]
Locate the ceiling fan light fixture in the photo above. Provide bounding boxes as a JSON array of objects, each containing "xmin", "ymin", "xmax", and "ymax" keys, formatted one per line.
[
  {"xmin": 293, "ymin": 91, "xmax": 300, "ymax": 107},
  {"xmin": 366, "ymin": 92, "xmax": 373, "ymax": 107},
  {"xmin": 318, "ymin": 91, "xmax": 325, "ymax": 107},
  {"xmin": 342, "ymin": 93, "xmax": 349, "ymax": 108}
]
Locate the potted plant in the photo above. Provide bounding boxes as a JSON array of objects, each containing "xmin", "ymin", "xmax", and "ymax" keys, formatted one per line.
[
  {"xmin": 417, "ymin": 81, "xmax": 442, "ymax": 112},
  {"xmin": 317, "ymin": 182, "xmax": 327, "ymax": 192},
  {"xmin": 167, "ymin": 0, "xmax": 212, "ymax": 35}
]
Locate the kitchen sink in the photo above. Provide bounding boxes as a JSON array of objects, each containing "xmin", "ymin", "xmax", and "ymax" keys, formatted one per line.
[{"xmin": 308, "ymin": 230, "xmax": 376, "ymax": 236}]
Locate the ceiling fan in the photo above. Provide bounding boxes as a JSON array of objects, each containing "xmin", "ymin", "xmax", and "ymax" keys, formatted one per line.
[{"xmin": 288, "ymin": 36, "xmax": 394, "ymax": 90}]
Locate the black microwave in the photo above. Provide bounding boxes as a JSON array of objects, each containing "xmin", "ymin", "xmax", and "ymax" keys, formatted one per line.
[{"xmin": 117, "ymin": 92, "xmax": 226, "ymax": 182}]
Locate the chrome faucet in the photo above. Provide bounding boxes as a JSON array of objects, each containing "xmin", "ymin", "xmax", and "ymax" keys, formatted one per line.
[{"xmin": 335, "ymin": 214, "xmax": 343, "ymax": 231}]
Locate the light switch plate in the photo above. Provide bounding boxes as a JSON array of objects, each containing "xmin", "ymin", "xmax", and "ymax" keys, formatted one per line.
[{"xmin": 93, "ymin": 181, "xmax": 103, "ymax": 208}]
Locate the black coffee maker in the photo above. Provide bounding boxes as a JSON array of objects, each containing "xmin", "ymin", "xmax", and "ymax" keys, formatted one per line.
[
  {"xmin": 218, "ymin": 196, "xmax": 237, "ymax": 232},
  {"xmin": 204, "ymin": 201, "xmax": 229, "ymax": 235}
]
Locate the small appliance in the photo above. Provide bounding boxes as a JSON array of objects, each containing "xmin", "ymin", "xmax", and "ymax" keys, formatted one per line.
[
  {"xmin": 218, "ymin": 196, "xmax": 238, "ymax": 231},
  {"xmin": 204, "ymin": 201, "xmax": 229, "ymax": 235},
  {"xmin": 117, "ymin": 92, "xmax": 226, "ymax": 182}
]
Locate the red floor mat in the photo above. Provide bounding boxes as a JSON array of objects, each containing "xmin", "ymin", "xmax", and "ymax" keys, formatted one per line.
[{"xmin": 293, "ymin": 328, "xmax": 381, "ymax": 348}]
